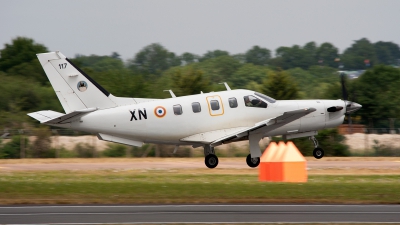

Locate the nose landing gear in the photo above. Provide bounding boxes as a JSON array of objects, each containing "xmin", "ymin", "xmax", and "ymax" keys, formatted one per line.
[
  {"xmin": 310, "ymin": 136, "xmax": 324, "ymax": 159},
  {"xmin": 313, "ymin": 147, "xmax": 324, "ymax": 159}
]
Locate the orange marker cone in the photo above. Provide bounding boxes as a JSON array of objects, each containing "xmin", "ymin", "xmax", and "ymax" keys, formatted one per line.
[
  {"xmin": 259, "ymin": 141, "xmax": 307, "ymax": 183},
  {"xmin": 269, "ymin": 141, "xmax": 286, "ymax": 181},
  {"xmin": 281, "ymin": 141, "xmax": 307, "ymax": 182},
  {"xmin": 259, "ymin": 142, "xmax": 278, "ymax": 181}
]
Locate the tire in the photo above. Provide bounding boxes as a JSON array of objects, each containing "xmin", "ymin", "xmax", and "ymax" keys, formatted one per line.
[
  {"xmin": 205, "ymin": 154, "xmax": 219, "ymax": 169},
  {"xmin": 246, "ymin": 154, "xmax": 260, "ymax": 168},
  {"xmin": 313, "ymin": 147, "xmax": 324, "ymax": 159}
]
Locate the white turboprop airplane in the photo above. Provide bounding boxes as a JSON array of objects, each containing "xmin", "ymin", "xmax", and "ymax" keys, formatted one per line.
[{"xmin": 28, "ymin": 51, "xmax": 362, "ymax": 168}]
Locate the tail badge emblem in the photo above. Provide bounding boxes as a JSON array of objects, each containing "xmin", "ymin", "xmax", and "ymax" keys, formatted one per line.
[{"xmin": 77, "ymin": 81, "xmax": 88, "ymax": 92}]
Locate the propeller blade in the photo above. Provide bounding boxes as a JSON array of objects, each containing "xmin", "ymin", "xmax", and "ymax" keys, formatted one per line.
[
  {"xmin": 348, "ymin": 114, "xmax": 353, "ymax": 133},
  {"xmin": 352, "ymin": 90, "xmax": 357, "ymax": 103},
  {"xmin": 340, "ymin": 73, "xmax": 348, "ymax": 101}
]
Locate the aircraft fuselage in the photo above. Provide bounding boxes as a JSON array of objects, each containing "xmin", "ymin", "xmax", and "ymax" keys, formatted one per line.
[{"xmin": 54, "ymin": 89, "xmax": 345, "ymax": 146}]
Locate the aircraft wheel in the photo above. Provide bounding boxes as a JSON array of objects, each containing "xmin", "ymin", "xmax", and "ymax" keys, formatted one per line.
[
  {"xmin": 313, "ymin": 147, "xmax": 324, "ymax": 159},
  {"xmin": 246, "ymin": 154, "xmax": 260, "ymax": 168},
  {"xmin": 205, "ymin": 154, "xmax": 219, "ymax": 169}
]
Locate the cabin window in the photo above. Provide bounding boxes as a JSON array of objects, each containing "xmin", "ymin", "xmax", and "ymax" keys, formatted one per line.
[
  {"xmin": 173, "ymin": 104, "xmax": 183, "ymax": 115},
  {"xmin": 243, "ymin": 95, "xmax": 267, "ymax": 108},
  {"xmin": 210, "ymin": 100, "xmax": 220, "ymax": 110},
  {"xmin": 228, "ymin": 97, "xmax": 238, "ymax": 108},
  {"xmin": 192, "ymin": 102, "xmax": 201, "ymax": 113}
]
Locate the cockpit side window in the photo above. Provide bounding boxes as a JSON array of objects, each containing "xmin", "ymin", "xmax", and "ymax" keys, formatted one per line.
[{"xmin": 243, "ymin": 95, "xmax": 268, "ymax": 108}]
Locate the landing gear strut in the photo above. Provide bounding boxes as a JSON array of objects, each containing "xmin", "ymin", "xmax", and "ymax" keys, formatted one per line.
[
  {"xmin": 309, "ymin": 136, "xmax": 324, "ymax": 159},
  {"xmin": 246, "ymin": 154, "xmax": 260, "ymax": 168},
  {"xmin": 204, "ymin": 145, "xmax": 218, "ymax": 169}
]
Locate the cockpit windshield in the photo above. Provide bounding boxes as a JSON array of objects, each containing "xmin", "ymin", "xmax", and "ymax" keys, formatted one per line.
[
  {"xmin": 254, "ymin": 92, "xmax": 276, "ymax": 103},
  {"xmin": 243, "ymin": 95, "xmax": 268, "ymax": 108}
]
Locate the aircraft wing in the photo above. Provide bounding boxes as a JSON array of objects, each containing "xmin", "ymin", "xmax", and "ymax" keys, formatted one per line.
[
  {"xmin": 209, "ymin": 107, "xmax": 316, "ymax": 147},
  {"xmin": 28, "ymin": 108, "xmax": 97, "ymax": 124}
]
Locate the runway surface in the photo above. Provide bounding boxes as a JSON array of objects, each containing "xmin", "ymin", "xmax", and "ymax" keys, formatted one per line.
[
  {"xmin": 1, "ymin": 160, "xmax": 400, "ymax": 171},
  {"xmin": 1, "ymin": 204, "xmax": 400, "ymax": 224}
]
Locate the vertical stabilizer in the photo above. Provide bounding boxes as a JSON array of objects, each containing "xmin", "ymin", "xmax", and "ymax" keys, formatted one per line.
[{"xmin": 37, "ymin": 52, "xmax": 117, "ymax": 113}]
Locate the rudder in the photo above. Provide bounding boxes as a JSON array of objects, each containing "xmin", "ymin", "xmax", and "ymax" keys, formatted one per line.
[{"xmin": 37, "ymin": 51, "xmax": 117, "ymax": 113}]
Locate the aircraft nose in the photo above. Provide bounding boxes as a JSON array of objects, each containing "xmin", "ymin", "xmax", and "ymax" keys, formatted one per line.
[{"xmin": 346, "ymin": 102, "xmax": 362, "ymax": 114}]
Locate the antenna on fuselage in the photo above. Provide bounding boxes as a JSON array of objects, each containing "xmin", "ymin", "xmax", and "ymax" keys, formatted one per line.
[
  {"xmin": 219, "ymin": 82, "xmax": 231, "ymax": 91},
  {"xmin": 163, "ymin": 90, "xmax": 176, "ymax": 98}
]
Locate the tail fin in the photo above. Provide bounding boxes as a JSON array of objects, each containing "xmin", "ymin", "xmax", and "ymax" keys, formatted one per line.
[{"xmin": 37, "ymin": 51, "xmax": 117, "ymax": 113}]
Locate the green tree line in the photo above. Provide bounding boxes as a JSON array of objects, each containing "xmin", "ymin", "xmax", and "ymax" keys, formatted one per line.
[{"xmin": 1, "ymin": 36, "xmax": 400, "ymax": 130}]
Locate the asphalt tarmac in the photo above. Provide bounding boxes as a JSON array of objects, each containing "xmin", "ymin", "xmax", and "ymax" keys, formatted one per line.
[{"xmin": 1, "ymin": 204, "xmax": 400, "ymax": 224}]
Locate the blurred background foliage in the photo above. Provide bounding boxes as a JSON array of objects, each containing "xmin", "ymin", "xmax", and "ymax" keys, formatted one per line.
[
  {"xmin": 1, "ymin": 36, "xmax": 399, "ymax": 129},
  {"xmin": 1, "ymin": 36, "xmax": 400, "ymax": 157}
]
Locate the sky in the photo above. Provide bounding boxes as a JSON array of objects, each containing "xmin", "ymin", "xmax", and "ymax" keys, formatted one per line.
[{"xmin": 1, "ymin": 0, "xmax": 400, "ymax": 60}]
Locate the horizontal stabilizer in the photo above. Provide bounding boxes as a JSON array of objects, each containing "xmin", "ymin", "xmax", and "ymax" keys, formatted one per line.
[
  {"xmin": 28, "ymin": 108, "xmax": 97, "ymax": 124},
  {"xmin": 27, "ymin": 110, "xmax": 65, "ymax": 123}
]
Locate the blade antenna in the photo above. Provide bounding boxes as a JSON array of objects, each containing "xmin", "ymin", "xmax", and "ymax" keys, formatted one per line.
[
  {"xmin": 218, "ymin": 82, "xmax": 231, "ymax": 91},
  {"xmin": 163, "ymin": 90, "xmax": 176, "ymax": 98}
]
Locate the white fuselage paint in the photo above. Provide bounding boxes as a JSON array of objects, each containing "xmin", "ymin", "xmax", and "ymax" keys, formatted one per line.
[{"xmin": 55, "ymin": 89, "xmax": 345, "ymax": 146}]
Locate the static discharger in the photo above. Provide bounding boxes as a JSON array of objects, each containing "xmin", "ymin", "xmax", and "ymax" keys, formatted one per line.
[{"xmin": 259, "ymin": 141, "xmax": 307, "ymax": 183}]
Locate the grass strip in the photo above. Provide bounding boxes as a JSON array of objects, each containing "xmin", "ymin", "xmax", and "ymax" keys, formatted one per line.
[{"xmin": 0, "ymin": 170, "xmax": 399, "ymax": 204}]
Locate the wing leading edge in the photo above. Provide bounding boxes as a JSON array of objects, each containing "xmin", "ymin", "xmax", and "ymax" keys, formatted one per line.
[{"xmin": 210, "ymin": 107, "xmax": 316, "ymax": 147}]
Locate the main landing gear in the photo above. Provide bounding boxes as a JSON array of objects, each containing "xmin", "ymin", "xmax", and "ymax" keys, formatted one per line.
[
  {"xmin": 204, "ymin": 145, "xmax": 218, "ymax": 169},
  {"xmin": 310, "ymin": 136, "xmax": 324, "ymax": 159},
  {"xmin": 203, "ymin": 146, "xmax": 261, "ymax": 168},
  {"xmin": 246, "ymin": 154, "xmax": 260, "ymax": 168}
]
